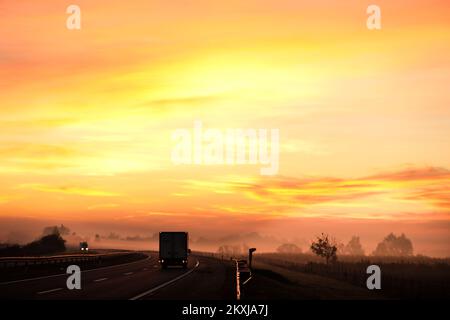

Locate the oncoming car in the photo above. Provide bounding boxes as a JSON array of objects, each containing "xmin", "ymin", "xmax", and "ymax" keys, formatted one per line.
[{"xmin": 80, "ymin": 241, "xmax": 89, "ymax": 252}]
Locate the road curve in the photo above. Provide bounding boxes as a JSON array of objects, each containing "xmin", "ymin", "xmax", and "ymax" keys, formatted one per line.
[{"xmin": 0, "ymin": 255, "xmax": 235, "ymax": 300}]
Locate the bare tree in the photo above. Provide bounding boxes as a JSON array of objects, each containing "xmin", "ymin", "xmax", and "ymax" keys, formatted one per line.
[{"xmin": 310, "ymin": 233, "xmax": 337, "ymax": 264}]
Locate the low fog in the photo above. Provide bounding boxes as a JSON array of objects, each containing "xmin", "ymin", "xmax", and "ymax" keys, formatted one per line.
[{"xmin": 0, "ymin": 216, "xmax": 448, "ymax": 257}]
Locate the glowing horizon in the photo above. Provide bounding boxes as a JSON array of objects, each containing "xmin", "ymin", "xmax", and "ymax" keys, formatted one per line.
[{"xmin": 0, "ymin": 0, "xmax": 449, "ymax": 256}]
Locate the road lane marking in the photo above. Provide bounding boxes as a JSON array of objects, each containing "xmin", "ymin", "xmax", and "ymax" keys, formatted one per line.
[
  {"xmin": 242, "ymin": 276, "xmax": 253, "ymax": 286},
  {"xmin": 37, "ymin": 288, "xmax": 63, "ymax": 295},
  {"xmin": 130, "ymin": 260, "xmax": 200, "ymax": 300},
  {"xmin": 0, "ymin": 254, "xmax": 152, "ymax": 285},
  {"xmin": 94, "ymin": 278, "xmax": 108, "ymax": 282},
  {"xmin": 124, "ymin": 272, "xmax": 134, "ymax": 275}
]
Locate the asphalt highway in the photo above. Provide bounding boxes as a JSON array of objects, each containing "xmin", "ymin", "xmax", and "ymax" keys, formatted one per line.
[{"xmin": 0, "ymin": 254, "xmax": 235, "ymax": 300}]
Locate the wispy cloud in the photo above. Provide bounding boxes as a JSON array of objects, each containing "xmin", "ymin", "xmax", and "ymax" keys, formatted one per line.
[
  {"xmin": 87, "ymin": 203, "xmax": 120, "ymax": 210},
  {"xmin": 0, "ymin": 118, "xmax": 76, "ymax": 132},
  {"xmin": 366, "ymin": 167, "xmax": 450, "ymax": 182},
  {"xmin": 0, "ymin": 144, "xmax": 77, "ymax": 158},
  {"xmin": 16, "ymin": 184, "xmax": 120, "ymax": 197},
  {"xmin": 404, "ymin": 186, "xmax": 450, "ymax": 209},
  {"xmin": 195, "ymin": 167, "xmax": 450, "ymax": 217}
]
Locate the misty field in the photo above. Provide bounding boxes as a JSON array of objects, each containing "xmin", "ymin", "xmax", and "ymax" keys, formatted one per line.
[{"xmin": 251, "ymin": 253, "xmax": 450, "ymax": 299}]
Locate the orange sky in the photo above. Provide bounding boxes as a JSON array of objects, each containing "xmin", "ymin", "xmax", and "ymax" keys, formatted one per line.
[{"xmin": 0, "ymin": 1, "xmax": 449, "ymax": 256}]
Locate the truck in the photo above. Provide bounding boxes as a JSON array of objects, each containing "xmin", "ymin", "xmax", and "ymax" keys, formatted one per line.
[{"xmin": 159, "ymin": 232, "xmax": 189, "ymax": 269}]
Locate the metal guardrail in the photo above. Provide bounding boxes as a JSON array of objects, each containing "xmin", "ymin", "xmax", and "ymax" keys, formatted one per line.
[{"xmin": 0, "ymin": 252, "xmax": 137, "ymax": 268}]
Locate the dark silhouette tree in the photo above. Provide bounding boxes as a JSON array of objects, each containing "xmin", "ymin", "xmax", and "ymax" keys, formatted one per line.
[
  {"xmin": 0, "ymin": 244, "xmax": 22, "ymax": 257},
  {"xmin": 23, "ymin": 233, "xmax": 66, "ymax": 255},
  {"xmin": 344, "ymin": 236, "xmax": 365, "ymax": 256},
  {"xmin": 373, "ymin": 233, "xmax": 413, "ymax": 256},
  {"xmin": 42, "ymin": 224, "xmax": 70, "ymax": 237},
  {"xmin": 310, "ymin": 233, "xmax": 337, "ymax": 264},
  {"xmin": 0, "ymin": 233, "xmax": 66, "ymax": 256}
]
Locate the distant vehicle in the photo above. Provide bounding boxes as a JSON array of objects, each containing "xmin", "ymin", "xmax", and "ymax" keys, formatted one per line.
[
  {"xmin": 159, "ymin": 232, "xmax": 190, "ymax": 269},
  {"xmin": 80, "ymin": 241, "xmax": 89, "ymax": 252}
]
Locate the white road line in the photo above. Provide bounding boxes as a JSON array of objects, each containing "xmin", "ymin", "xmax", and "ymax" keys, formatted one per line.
[
  {"xmin": 37, "ymin": 288, "xmax": 63, "ymax": 295},
  {"xmin": 0, "ymin": 254, "xmax": 152, "ymax": 286},
  {"xmin": 242, "ymin": 276, "xmax": 253, "ymax": 286},
  {"xmin": 93, "ymin": 278, "xmax": 108, "ymax": 282},
  {"xmin": 129, "ymin": 260, "xmax": 200, "ymax": 300},
  {"xmin": 124, "ymin": 272, "xmax": 134, "ymax": 276}
]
